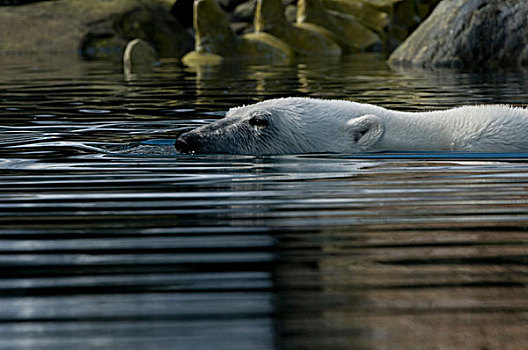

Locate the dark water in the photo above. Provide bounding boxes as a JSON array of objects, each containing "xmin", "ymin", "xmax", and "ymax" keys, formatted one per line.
[{"xmin": 0, "ymin": 54, "xmax": 527, "ymax": 349}]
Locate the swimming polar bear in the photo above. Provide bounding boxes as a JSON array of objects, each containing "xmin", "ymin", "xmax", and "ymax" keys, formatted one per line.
[{"xmin": 175, "ymin": 97, "xmax": 528, "ymax": 155}]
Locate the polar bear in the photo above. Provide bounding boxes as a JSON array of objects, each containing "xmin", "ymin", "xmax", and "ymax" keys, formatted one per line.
[{"xmin": 175, "ymin": 97, "xmax": 528, "ymax": 155}]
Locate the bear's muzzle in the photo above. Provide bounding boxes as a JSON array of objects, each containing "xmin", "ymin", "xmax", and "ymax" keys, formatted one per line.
[{"xmin": 175, "ymin": 132, "xmax": 203, "ymax": 154}]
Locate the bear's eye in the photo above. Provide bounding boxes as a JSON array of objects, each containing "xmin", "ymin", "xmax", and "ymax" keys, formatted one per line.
[{"xmin": 248, "ymin": 115, "xmax": 269, "ymax": 129}]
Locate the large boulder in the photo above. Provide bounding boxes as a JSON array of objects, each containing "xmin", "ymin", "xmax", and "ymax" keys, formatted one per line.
[
  {"xmin": 0, "ymin": 0, "xmax": 192, "ymax": 59},
  {"xmin": 389, "ymin": 0, "xmax": 528, "ymax": 69}
]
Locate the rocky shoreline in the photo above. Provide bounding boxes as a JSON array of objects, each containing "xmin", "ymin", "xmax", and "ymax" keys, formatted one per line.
[
  {"xmin": 0, "ymin": 0, "xmax": 438, "ymax": 59},
  {"xmin": 1, "ymin": 0, "xmax": 527, "ymax": 70}
]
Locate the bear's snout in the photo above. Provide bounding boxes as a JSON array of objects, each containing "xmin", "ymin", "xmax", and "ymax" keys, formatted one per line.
[{"xmin": 175, "ymin": 132, "xmax": 202, "ymax": 154}]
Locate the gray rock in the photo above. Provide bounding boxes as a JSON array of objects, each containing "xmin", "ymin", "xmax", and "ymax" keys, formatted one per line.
[{"xmin": 388, "ymin": 0, "xmax": 528, "ymax": 69}]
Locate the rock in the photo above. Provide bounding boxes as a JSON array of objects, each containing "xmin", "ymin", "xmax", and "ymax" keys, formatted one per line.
[
  {"xmin": 192, "ymin": 0, "xmax": 239, "ymax": 55},
  {"xmin": 231, "ymin": 0, "xmax": 257, "ymax": 22},
  {"xmin": 181, "ymin": 51, "xmax": 224, "ymax": 66},
  {"xmin": 298, "ymin": 0, "xmax": 381, "ymax": 52},
  {"xmin": 0, "ymin": 0, "xmax": 192, "ymax": 59},
  {"xmin": 181, "ymin": 0, "xmax": 294, "ymax": 65},
  {"xmin": 218, "ymin": 0, "xmax": 247, "ymax": 11},
  {"xmin": 392, "ymin": 0, "xmax": 421, "ymax": 35},
  {"xmin": 388, "ymin": 0, "xmax": 528, "ymax": 69},
  {"xmin": 123, "ymin": 38, "xmax": 158, "ymax": 74},
  {"xmin": 255, "ymin": 0, "xmax": 342, "ymax": 56},
  {"xmin": 241, "ymin": 32, "xmax": 295, "ymax": 60},
  {"xmin": 230, "ymin": 22, "xmax": 254, "ymax": 35},
  {"xmin": 284, "ymin": 4, "xmax": 297, "ymax": 23},
  {"xmin": 321, "ymin": 0, "xmax": 389, "ymax": 34},
  {"xmin": 382, "ymin": 0, "xmax": 421, "ymax": 51},
  {"xmin": 362, "ymin": 0, "xmax": 405, "ymax": 12},
  {"xmin": 110, "ymin": 2, "xmax": 193, "ymax": 59}
]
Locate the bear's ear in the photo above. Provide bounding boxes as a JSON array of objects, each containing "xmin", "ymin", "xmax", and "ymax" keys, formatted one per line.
[{"xmin": 345, "ymin": 114, "xmax": 385, "ymax": 147}]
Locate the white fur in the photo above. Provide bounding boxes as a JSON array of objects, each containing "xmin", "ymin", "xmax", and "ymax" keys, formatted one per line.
[{"xmin": 176, "ymin": 97, "xmax": 528, "ymax": 155}]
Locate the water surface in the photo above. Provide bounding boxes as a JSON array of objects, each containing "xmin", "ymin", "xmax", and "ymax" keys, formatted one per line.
[{"xmin": 0, "ymin": 54, "xmax": 527, "ymax": 349}]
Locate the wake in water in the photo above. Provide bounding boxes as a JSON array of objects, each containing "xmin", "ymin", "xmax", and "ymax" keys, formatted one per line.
[
  {"xmin": 96, "ymin": 139, "xmax": 528, "ymax": 160},
  {"xmin": 9, "ymin": 137, "xmax": 528, "ymax": 161},
  {"xmin": 91, "ymin": 139, "xmax": 180, "ymax": 157}
]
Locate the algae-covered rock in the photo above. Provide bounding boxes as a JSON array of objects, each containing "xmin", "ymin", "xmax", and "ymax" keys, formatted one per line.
[
  {"xmin": 255, "ymin": 0, "xmax": 341, "ymax": 56},
  {"xmin": 232, "ymin": 0, "xmax": 257, "ymax": 22},
  {"xmin": 321, "ymin": 0, "xmax": 389, "ymax": 34},
  {"xmin": 230, "ymin": 22, "xmax": 254, "ymax": 35},
  {"xmin": 192, "ymin": 0, "xmax": 239, "ymax": 55},
  {"xmin": 0, "ymin": 0, "xmax": 192, "ymax": 59},
  {"xmin": 241, "ymin": 32, "xmax": 295, "ymax": 60},
  {"xmin": 284, "ymin": 4, "xmax": 297, "ymax": 23},
  {"xmin": 181, "ymin": 51, "xmax": 224, "ymax": 66},
  {"xmin": 298, "ymin": 0, "xmax": 381, "ymax": 52},
  {"xmin": 362, "ymin": 0, "xmax": 403, "ymax": 11},
  {"xmin": 123, "ymin": 38, "xmax": 158, "ymax": 74},
  {"xmin": 182, "ymin": 0, "xmax": 294, "ymax": 66},
  {"xmin": 389, "ymin": 0, "xmax": 528, "ymax": 69}
]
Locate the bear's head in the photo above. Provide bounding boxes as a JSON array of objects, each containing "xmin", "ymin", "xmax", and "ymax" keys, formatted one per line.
[{"xmin": 175, "ymin": 98, "xmax": 385, "ymax": 155}]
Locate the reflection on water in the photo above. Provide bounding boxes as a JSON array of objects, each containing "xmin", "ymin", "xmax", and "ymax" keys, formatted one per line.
[{"xmin": 0, "ymin": 54, "xmax": 527, "ymax": 349}]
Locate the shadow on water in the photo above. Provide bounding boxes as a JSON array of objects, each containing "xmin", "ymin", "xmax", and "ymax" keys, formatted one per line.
[{"xmin": 0, "ymin": 54, "xmax": 527, "ymax": 349}]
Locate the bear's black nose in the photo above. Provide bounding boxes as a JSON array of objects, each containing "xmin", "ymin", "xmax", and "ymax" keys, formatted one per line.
[{"xmin": 175, "ymin": 132, "xmax": 201, "ymax": 154}]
